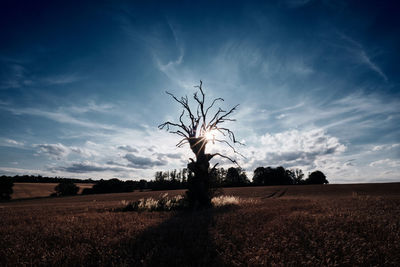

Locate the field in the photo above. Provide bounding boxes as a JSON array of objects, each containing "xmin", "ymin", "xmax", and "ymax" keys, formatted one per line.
[
  {"xmin": 10, "ymin": 183, "xmax": 94, "ymax": 199},
  {"xmin": 1, "ymin": 183, "xmax": 400, "ymax": 266}
]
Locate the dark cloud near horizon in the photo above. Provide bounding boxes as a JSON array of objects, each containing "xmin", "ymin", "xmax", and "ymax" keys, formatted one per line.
[
  {"xmin": 154, "ymin": 152, "xmax": 182, "ymax": 160},
  {"xmin": 118, "ymin": 145, "xmax": 138, "ymax": 153},
  {"xmin": 51, "ymin": 162, "xmax": 128, "ymax": 173},
  {"xmin": 124, "ymin": 153, "xmax": 167, "ymax": 169}
]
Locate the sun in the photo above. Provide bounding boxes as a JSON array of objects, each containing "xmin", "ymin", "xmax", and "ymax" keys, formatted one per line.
[{"xmin": 204, "ymin": 130, "xmax": 216, "ymax": 142}]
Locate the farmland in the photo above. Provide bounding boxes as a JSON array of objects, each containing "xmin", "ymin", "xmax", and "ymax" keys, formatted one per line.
[
  {"xmin": 10, "ymin": 183, "xmax": 94, "ymax": 199},
  {"xmin": 1, "ymin": 183, "xmax": 400, "ymax": 266}
]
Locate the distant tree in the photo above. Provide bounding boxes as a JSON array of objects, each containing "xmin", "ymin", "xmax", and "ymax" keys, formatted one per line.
[
  {"xmin": 226, "ymin": 167, "xmax": 240, "ymax": 185},
  {"xmin": 253, "ymin": 167, "xmax": 266, "ymax": 185},
  {"xmin": 55, "ymin": 181, "xmax": 79, "ymax": 196},
  {"xmin": 239, "ymin": 171, "xmax": 249, "ymax": 185},
  {"xmin": 139, "ymin": 179, "xmax": 148, "ymax": 191},
  {"xmin": 91, "ymin": 178, "xmax": 133, "ymax": 194},
  {"xmin": 306, "ymin": 170, "xmax": 328, "ymax": 184},
  {"xmin": 291, "ymin": 168, "xmax": 305, "ymax": 184},
  {"xmin": 252, "ymin": 166, "xmax": 294, "ymax": 185},
  {"xmin": 0, "ymin": 176, "xmax": 14, "ymax": 200},
  {"xmin": 225, "ymin": 167, "xmax": 249, "ymax": 186}
]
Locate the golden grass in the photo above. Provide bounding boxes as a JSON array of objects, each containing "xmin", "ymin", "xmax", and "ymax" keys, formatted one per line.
[{"xmin": 1, "ymin": 184, "xmax": 399, "ymax": 266}]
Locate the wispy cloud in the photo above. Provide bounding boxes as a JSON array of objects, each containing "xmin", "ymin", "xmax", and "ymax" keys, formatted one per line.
[
  {"xmin": 41, "ymin": 74, "xmax": 82, "ymax": 85},
  {"xmin": 338, "ymin": 32, "xmax": 388, "ymax": 82},
  {"xmin": 1, "ymin": 138, "xmax": 24, "ymax": 147},
  {"xmin": 0, "ymin": 58, "xmax": 83, "ymax": 89},
  {"xmin": 369, "ymin": 159, "xmax": 400, "ymax": 168},
  {"xmin": 1, "ymin": 104, "xmax": 116, "ymax": 130}
]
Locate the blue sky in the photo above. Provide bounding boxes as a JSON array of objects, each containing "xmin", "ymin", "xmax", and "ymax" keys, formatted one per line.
[{"xmin": 0, "ymin": 0, "xmax": 399, "ymax": 183}]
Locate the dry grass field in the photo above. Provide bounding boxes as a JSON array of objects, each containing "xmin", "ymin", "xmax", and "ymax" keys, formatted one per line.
[
  {"xmin": 11, "ymin": 183, "xmax": 94, "ymax": 199},
  {"xmin": 1, "ymin": 183, "xmax": 400, "ymax": 266}
]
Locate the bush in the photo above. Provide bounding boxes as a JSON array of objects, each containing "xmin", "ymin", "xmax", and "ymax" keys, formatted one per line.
[
  {"xmin": 0, "ymin": 177, "xmax": 14, "ymax": 200},
  {"xmin": 54, "ymin": 181, "xmax": 79, "ymax": 196}
]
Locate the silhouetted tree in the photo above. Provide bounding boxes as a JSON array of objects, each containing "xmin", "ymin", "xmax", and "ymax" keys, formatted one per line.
[
  {"xmin": 55, "ymin": 181, "xmax": 79, "ymax": 196},
  {"xmin": 252, "ymin": 166, "xmax": 294, "ymax": 185},
  {"xmin": 226, "ymin": 167, "xmax": 240, "ymax": 185},
  {"xmin": 292, "ymin": 168, "xmax": 305, "ymax": 184},
  {"xmin": 139, "ymin": 179, "xmax": 148, "ymax": 191},
  {"xmin": 225, "ymin": 167, "xmax": 249, "ymax": 186},
  {"xmin": 306, "ymin": 170, "xmax": 328, "ymax": 184},
  {"xmin": 159, "ymin": 81, "xmax": 243, "ymax": 208},
  {"xmin": 91, "ymin": 178, "xmax": 134, "ymax": 194},
  {"xmin": 0, "ymin": 176, "xmax": 14, "ymax": 200},
  {"xmin": 253, "ymin": 167, "xmax": 266, "ymax": 185}
]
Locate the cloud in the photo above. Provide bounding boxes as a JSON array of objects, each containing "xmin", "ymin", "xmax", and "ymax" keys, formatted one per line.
[
  {"xmin": 276, "ymin": 114, "xmax": 286, "ymax": 120},
  {"xmin": 0, "ymin": 63, "xmax": 28, "ymax": 89},
  {"xmin": 372, "ymin": 144, "xmax": 400, "ymax": 151},
  {"xmin": 358, "ymin": 50, "xmax": 388, "ymax": 82},
  {"xmin": 124, "ymin": 153, "xmax": 167, "ymax": 169},
  {"xmin": 154, "ymin": 152, "xmax": 183, "ymax": 160},
  {"xmin": 63, "ymin": 101, "xmax": 113, "ymax": 114},
  {"xmin": 41, "ymin": 74, "xmax": 82, "ymax": 85},
  {"xmin": 35, "ymin": 143, "xmax": 69, "ymax": 160},
  {"xmin": 2, "ymin": 138, "xmax": 24, "ymax": 147},
  {"xmin": 260, "ymin": 128, "xmax": 346, "ymax": 154},
  {"xmin": 338, "ymin": 32, "xmax": 388, "ymax": 82},
  {"xmin": 69, "ymin": 146, "xmax": 97, "ymax": 158},
  {"xmin": 1, "ymin": 103, "xmax": 120, "ymax": 131},
  {"xmin": 118, "ymin": 145, "xmax": 138, "ymax": 153},
  {"xmin": 245, "ymin": 128, "xmax": 346, "ymax": 169},
  {"xmin": 0, "ymin": 58, "xmax": 83, "ymax": 89},
  {"xmin": 52, "ymin": 161, "xmax": 129, "ymax": 173},
  {"xmin": 369, "ymin": 159, "xmax": 400, "ymax": 168},
  {"xmin": 35, "ymin": 143, "xmax": 97, "ymax": 159}
]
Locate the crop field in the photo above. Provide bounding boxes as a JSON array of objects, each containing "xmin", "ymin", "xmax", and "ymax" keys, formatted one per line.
[
  {"xmin": 1, "ymin": 183, "xmax": 400, "ymax": 266},
  {"xmin": 11, "ymin": 183, "xmax": 94, "ymax": 199}
]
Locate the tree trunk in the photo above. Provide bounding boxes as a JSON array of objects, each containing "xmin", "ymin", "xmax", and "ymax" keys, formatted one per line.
[{"xmin": 186, "ymin": 138, "xmax": 212, "ymax": 208}]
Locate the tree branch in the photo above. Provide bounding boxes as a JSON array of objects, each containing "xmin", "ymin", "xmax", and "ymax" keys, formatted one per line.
[
  {"xmin": 214, "ymin": 139, "xmax": 246, "ymax": 158},
  {"xmin": 160, "ymin": 81, "xmax": 243, "ymax": 167},
  {"xmin": 210, "ymin": 153, "xmax": 240, "ymax": 167},
  {"xmin": 217, "ymin": 127, "xmax": 244, "ymax": 145}
]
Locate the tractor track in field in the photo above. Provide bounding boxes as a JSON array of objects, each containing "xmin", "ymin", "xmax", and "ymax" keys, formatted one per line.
[{"xmin": 262, "ymin": 188, "xmax": 288, "ymax": 199}]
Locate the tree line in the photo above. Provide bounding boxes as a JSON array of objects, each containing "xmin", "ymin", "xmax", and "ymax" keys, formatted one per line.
[
  {"xmin": 147, "ymin": 166, "xmax": 327, "ymax": 189},
  {"xmin": 0, "ymin": 166, "xmax": 327, "ymax": 200},
  {"xmin": 0, "ymin": 175, "xmax": 95, "ymax": 184}
]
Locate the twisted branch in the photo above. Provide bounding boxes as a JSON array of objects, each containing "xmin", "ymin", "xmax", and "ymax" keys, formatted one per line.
[{"xmin": 159, "ymin": 80, "xmax": 244, "ymax": 165}]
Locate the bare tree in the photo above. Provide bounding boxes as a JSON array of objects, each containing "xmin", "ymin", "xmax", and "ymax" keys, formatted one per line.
[{"xmin": 159, "ymin": 80, "xmax": 243, "ymax": 208}]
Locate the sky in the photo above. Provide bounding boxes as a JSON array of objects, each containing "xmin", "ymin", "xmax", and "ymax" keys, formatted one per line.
[{"xmin": 0, "ymin": 0, "xmax": 399, "ymax": 183}]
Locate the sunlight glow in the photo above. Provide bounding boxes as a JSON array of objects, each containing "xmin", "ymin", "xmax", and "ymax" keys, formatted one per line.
[{"xmin": 204, "ymin": 130, "xmax": 216, "ymax": 142}]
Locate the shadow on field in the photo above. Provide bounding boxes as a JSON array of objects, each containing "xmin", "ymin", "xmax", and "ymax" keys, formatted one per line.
[{"xmin": 118, "ymin": 206, "xmax": 235, "ymax": 266}]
